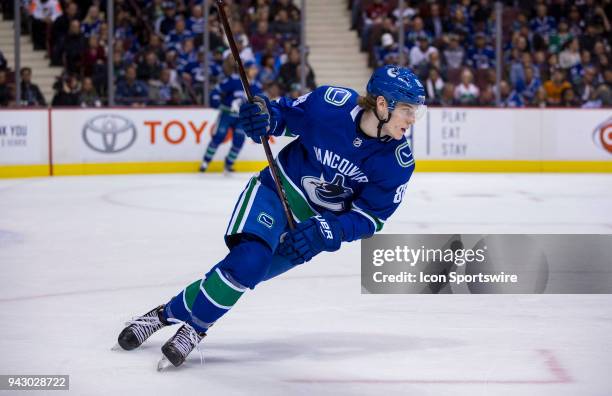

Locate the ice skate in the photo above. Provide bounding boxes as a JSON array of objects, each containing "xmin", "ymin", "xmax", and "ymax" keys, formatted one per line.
[
  {"xmin": 199, "ymin": 161, "xmax": 209, "ymax": 173},
  {"xmin": 157, "ymin": 323, "xmax": 206, "ymax": 370},
  {"xmin": 115, "ymin": 305, "xmax": 169, "ymax": 351},
  {"xmin": 223, "ymin": 162, "xmax": 235, "ymax": 175}
]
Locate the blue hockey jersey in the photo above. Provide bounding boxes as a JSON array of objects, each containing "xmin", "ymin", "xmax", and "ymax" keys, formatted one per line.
[
  {"xmin": 211, "ymin": 74, "xmax": 263, "ymax": 114},
  {"xmin": 259, "ymin": 86, "xmax": 415, "ymax": 242}
]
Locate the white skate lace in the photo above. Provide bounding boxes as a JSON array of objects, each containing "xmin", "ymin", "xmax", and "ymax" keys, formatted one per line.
[
  {"xmin": 167, "ymin": 318, "xmax": 205, "ymax": 365},
  {"xmin": 125, "ymin": 313, "xmax": 164, "ymax": 345}
]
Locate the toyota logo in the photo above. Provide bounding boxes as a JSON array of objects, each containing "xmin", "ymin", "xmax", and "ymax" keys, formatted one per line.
[{"xmin": 82, "ymin": 114, "xmax": 137, "ymax": 153}]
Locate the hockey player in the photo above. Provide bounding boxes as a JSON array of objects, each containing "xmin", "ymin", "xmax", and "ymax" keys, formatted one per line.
[
  {"xmin": 116, "ymin": 65, "xmax": 426, "ymax": 369},
  {"xmin": 199, "ymin": 59, "xmax": 263, "ymax": 173}
]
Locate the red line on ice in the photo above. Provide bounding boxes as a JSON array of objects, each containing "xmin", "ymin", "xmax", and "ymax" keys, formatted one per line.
[{"xmin": 286, "ymin": 349, "xmax": 573, "ymax": 385}]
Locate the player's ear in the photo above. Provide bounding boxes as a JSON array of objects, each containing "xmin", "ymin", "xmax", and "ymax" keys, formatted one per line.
[{"xmin": 375, "ymin": 96, "xmax": 389, "ymax": 117}]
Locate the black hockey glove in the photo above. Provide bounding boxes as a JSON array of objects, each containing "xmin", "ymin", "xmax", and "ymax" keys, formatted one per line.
[
  {"xmin": 238, "ymin": 95, "xmax": 272, "ymax": 144},
  {"xmin": 277, "ymin": 213, "xmax": 343, "ymax": 265}
]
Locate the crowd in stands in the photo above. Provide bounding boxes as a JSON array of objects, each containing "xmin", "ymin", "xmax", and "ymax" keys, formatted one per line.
[
  {"xmin": 0, "ymin": 0, "xmax": 313, "ymax": 107},
  {"xmin": 1, "ymin": 0, "xmax": 610, "ymax": 108},
  {"xmin": 351, "ymin": 0, "xmax": 611, "ymax": 107}
]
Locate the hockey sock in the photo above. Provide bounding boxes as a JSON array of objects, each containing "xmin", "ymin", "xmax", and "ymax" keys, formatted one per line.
[
  {"xmin": 224, "ymin": 146, "xmax": 240, "ymax": 168},
  {"xmin": 164, "ymin": 239, "xmax": 272, "ymax": 333},
  {"xmin": 225, "ymin": 131, "xmax": 245, "ymax": 168},
  {"xmin": 203, "ymin": 143, "xmax": 219, "ymax": 164}
]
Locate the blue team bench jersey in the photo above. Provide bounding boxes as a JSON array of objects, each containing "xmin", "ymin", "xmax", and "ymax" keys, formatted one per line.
[{"xmin": 258, "ymin": 86, "xmax": 415, "ymax": 242}]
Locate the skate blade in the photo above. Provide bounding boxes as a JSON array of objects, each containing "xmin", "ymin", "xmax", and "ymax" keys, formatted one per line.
[
  {"xmin": 157, "ymin": 356, "xmax": 173, "ymax": 372},
  {"xmin": 111, "ymin": 343, "xmax": 122, "ymax": 351}
]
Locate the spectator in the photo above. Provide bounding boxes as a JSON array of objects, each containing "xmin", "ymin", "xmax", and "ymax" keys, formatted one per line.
[
  {"xmin": 270, "ymin": 0, "xmax": 301, "ymax": 21},
  {"xmin": 375, "ymin": 33, "xmax": 400, "ymax": 67},
  {"xmin": 0, "ymin": 70, "xmax": 12, "ymax": 106},
  {"xmin": 410, "ymin": 35, "xmax": 438, "ymax": 73},
  {"xmin": 466, "ymin": 32, "xmax": 494, "ymax": 69},
  {"xmin": 80, "ymin": 5, "xmax": 103, "ymax": 38},
  {"xmin": 425, "ymin": 3, "xmax": 449, "ymax": 40},
  {"xmin": 560, "ymin": 87, "xmax": 579, "ymax": 107},
  {"xmin": 478, "ymin": 85, "xmax": 496, "ymax": 106},
  {"xmin": 529, "ymin": 3, "xmax": 556, "ymax": 49},
  {"xmin": 116, "ymin": 65, "xmax": 149, "ymax": 106},
  {"xmin": 20, "ymin": 67, "xmax": 46, "ymax": 106},
  {"xmin": 155, "ymin": 2, "xmax": 177, "ymax": 37},
  {"xmin": 575, "ymin": 67, "xmax": 597, "ymax": 103},
  {"xmin": 440, "ymin": 83, "xmax": 456, "ymax": 106},
  {"xmin": 521, "ymin": 67, "xmax": 542, "ymax": 105},
  {"xmin": 581, "ymin": 87, "xmax": 602, "ymax": 108},
  {"xmin": 250, "ymin": 20, "xmax": 275, "ymax": 54},
  {"xmin": 223, "ymin": 34, "xmax": 255, "ymax": 64},
  {"xmin": 165, "ymin": 17, "xmax": 193, "ymax": 52},
  {"xmin": 112, "ymin": 50, "xmax": 128, "ymax": 83},
  {"xmin": 0, "ymin": 50, "xmax": 7, "ymax": 70},
  {"xmin": 177, "ymin": 38, "xmax": 198, "ymax": 75},
  {"xmin": 360, "ymin": 0, "xmax": 392, "ymax": 51},
  {"xmin": 533, "ymin": 86, "xmax": 548, "ymax": 108},
  {"xmin": 270, "ymin": 9, "xmax": 299, "ymax": 40},
  {"xmin": 51, "ymin": 74, "xmax": 80, "ymax": 106},
  {"xmin": 425, "ymin": 67, "xmax": 445, "ymax": 104},
  {"xmin": 187, "ymin": 5, "xmax": 205, "ymax": 38},
  {"xmin": 543, "ymin": 68, "xmax": 572, "ymax": 105},
  {"xmin": 510, "ymin": 53, "xmax": 539, "ymax": 92},
  {"xmin": 29, "ymin": 0, "xmax": 62, "ymax": 50},
  {"xmin": 427, "ymin": 51, "xmax": 444, "ymax": 78},
  {"xmin": 50, "ymin": 1, "xmax": 79, "ymax": 66},
  {"xmin": 288, "ymin": 83, "xmax": 302, "ymax": 99},
  {"xmin": 454, "ymin": 68, "xmax": 480, "ymax": 105},
  {"xmin": 138, "ymin": 51, "xmax": 162, "ymax": 83},
  {"xmin": 167, "ymin": 86, "xmax": 189, "ymax": 106},
  {"xmin": 448, "ymin": 7, "xmax": 471, "ymax": 38},
  {"xmin": 144, "ymin": 34, "xmax": 165, "ymax": 63},
  {"xmin": 278, "ymin": 46, "xmax": 316, "ymax": 92},
  {"xmin": 63, "ymin": 19, "xmax": 85, "ymax": 74},
  {"xmin": 145, "ymin": 0, "xmax": 164, "ymax": 24},
  {"xmin": 265, "ymin": 81, "xmax": 282, "ymax": 101},
  {"xmin": 567, "ymin": 5, "xmax": 585, "ymax": 37},
  {"xmin": 79, "ymin": 77, "xmax": 102, "ymax": 107},
  {"xmin": 443, "ymin": 34, "xmax": 465, "ymax": 71},
  {"xmin": 81, "ymin": 35, "xmax": 106, "ymax": 78},
  {"xmin": 498, "ymin": 80, "xmax": 524, "ymax": 107},
  {"xmin": 150, "ymin": 68, "xmax": 181, "ymax": 105},
  {"xmin": 559, "ymin": 38, "xmax": 581, "ymax": 69},
  {"xmin": 258, "ymin": 54, "xmax": 278, "ymax": 86},
  {"xmin": 548, "ymin": 19, "xmax": 572, "ymax": 54}
]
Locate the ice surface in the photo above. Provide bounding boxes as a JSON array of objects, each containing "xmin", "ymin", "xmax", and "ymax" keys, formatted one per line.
[{"xmin": 1, "ymin": 172, "xmax": 611, "ymax": 395}]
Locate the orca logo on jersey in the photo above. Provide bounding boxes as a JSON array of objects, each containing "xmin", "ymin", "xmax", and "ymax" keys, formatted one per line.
[
  {"xmin": 387, "ymin": 67, "xmax": 399, "ymax": 78},
  {"xmin": 302, "ymin": 173, "xmax": 354, "ymax": 211},
  {"xmin": 324, "ymin": 87, "xmax": 352, "ymax": 107}
]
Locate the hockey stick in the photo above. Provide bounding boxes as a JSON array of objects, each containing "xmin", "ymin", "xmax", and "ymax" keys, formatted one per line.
[{"xmin": 215, "ymin": 0, "xmax": 296, "ymax": 230}]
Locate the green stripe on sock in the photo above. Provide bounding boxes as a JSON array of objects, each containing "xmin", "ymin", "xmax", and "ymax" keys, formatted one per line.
[
  {"xmin": 183, "ymin": 279, "xmax": 201, "ymax": 311},
  {"xmin": 230, "ymin": 178, "xmax": 257, "ymax": 234},
  {"xmin": 203, "ymin": 270, "xmax": 244, "ymax": 308}
]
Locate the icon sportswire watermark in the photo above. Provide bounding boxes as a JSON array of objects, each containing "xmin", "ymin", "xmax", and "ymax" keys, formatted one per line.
[{"xmin": 361, "ymin": 234, "xmax": 612, "ymax": 294}]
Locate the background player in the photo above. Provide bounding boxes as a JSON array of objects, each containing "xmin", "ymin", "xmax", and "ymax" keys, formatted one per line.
[
  {"xmin": 116, "ymin": 65, "xmax": 426, "ymax": 369},
  {"xmin": 200, "ymin": 59, "xmax": 263, "ymax": 173}
]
